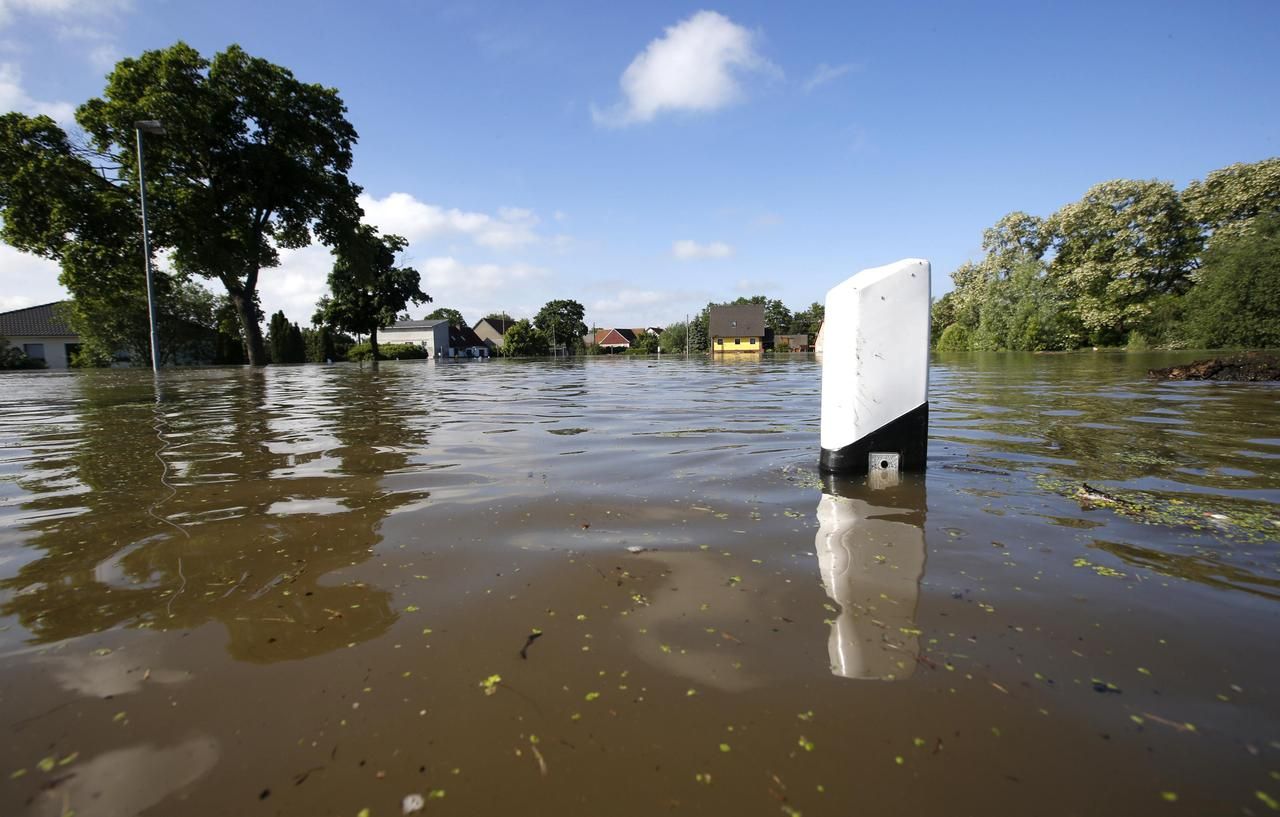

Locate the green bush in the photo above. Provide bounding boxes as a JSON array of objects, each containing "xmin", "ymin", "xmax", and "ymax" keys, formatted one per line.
[
  {"xmin": 936, "ymin": 323, "xmax": 972, "ymax": 351},
  {"xmin": 626, "ymin": 334, "xmax": 660, "ymax": 354},
  {"xmin": 346, "ymin": 341, "xmax": 429, "ymax": 361},
  {"xmin": 0, "ymin": 338, "xmax": 46, "ymax": 369}
]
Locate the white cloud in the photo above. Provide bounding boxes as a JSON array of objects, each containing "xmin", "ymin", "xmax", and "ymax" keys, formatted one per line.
[
  {"xmin": 734, "ymin": 277, "xmax": 778, "ymax": 293},
  {"xmin": 257, "ymin": 244, "xmax": 333, "ymax": 323},
  {"xmin": 0, "ymin": 243, "xmax": 66, "ymax": 312},
  {"xmin": 57, "ymin": 24, "xmax": 120, "ymax": 70},
  {"xmin": 672, "ymin": 239, "xmax": 733, "ymax": 260},
  {"xmin": 0, "ymin": 0, "xmax": 129, "ymax": 27},
  {"xmin": 802, "ymin": 62, "xmax": 855, "ymax": 93},
  {"xmin": 588, "ymin": 287, "xmax": 710, "ymax": 329},
  {"xmin": 419, "ymin": 256, "xmax": 549, "ymax": 296},
  {"xmin": 752, "ymin": 212, "xmax": 783, "ymax": 228},
  {"xmin": 593, "ymin": 10, "xmax": 776, "ymax": 126},
  {"xmin": 0, "ymin": 62, "xmax": 73, "ymax": 122},
  {"xmin": 358, "ymin": 192, "xmax": 541, "ymax": 248}
]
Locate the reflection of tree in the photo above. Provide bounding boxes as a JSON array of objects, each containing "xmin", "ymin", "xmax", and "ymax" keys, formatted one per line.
[
  {"xmin": 932, "ymin": 353, "xmax": 1256, "ymax": 487},
  {"xmin": 815, "ymin": 475, "xmax": 927, "ymax": 680},
  {"xmin": 1092, "ymin": 539, "xmax": 1280, "ymax": 601},
  {"xmin": 1, "ymin": 367, "xmax": 432, "ymax": 662}
]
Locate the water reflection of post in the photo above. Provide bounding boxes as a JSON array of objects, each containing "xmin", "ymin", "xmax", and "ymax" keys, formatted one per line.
[{"xmin": 815, "ymin": 471, "xmax": 927, "ymax": 680}]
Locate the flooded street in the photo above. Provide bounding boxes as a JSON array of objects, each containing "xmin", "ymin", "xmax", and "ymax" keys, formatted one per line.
[{"xmin": 0, "ymin": 353, "xmax": 1277, "ymax": 817}]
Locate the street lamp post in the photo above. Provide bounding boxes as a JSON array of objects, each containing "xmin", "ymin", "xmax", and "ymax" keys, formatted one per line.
[{"xmin": 135, "ymin": 119, "xmax": 166, "ymax": 372}]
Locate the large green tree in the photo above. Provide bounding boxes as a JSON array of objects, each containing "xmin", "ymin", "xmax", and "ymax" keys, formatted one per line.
[
  {"xmin": 0, "ymin": 43, "xmax": 364, "ymax": 366},
  {"xmin": 789, "ymin": 301, "xmax": 825, "ymax": 337},
  {"xmin": 1181, "ymin": 213, "xmax": 1280, "ymax": 349},
  {"xmin": 266, "ymin": 310, "xmax": 306, "ymax": 364},
  {"xmin": 1181, "ymin": 158, "xmax": 1280, "ymax": 243},
  {"xmin": 763, "ymin": 298, "xmax": 791, "ymax": 335},
  {"xmin": 313, "ymin": 226, "xmax": 428, "ymax": 361},
  {"xmin": 425, "ymin": 307, "xmax": 466, "ymax": 328},
  {"xmin": 1045, "ymin": 179, "xmax": 1202, "ymax": 342},
  {"xmin": 533, "ymin": 299, "xmax": 587, "ymax": 354},
  {"xmin": 60, "ymin": 278, "xmax": 220, "ymax": 366}
]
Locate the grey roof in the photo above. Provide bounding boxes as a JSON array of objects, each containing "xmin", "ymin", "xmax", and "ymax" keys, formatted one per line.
[
  {"xmin": 448, "ymin": 325, "xmax": 486, "ymax": 347},
  {"xmin": 0, "ymin": 302, "xmax": 77, "ymax": 338},
  {"xmin": 708, "ymin": 304, "xmax": 765, "ymax": 338},
  {"xmin": 384, "ymin": 319, "xmax": 447, "ymax": 330}
]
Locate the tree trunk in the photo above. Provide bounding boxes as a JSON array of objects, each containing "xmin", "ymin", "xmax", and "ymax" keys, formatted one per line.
[
  {"xmin": 369, "ymin": 327, "xmax": 379, "ymax": 362},
  {"xmin": 230, "ymin": 289, "xmax": 267, "ymax": 366}
]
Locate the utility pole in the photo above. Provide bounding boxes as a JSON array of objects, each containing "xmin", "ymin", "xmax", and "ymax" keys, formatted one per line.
[{"xmin": 135, "ymin": 119, "xmax": 166, "ymax": 372}]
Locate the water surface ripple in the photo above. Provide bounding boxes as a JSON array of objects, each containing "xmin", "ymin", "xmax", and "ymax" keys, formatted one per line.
[{"xmin": 0, "ymin": 353, "xmax": 1276, "ymax": 817}]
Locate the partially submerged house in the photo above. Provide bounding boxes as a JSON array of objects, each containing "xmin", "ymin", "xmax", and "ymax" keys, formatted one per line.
[
  {"xmin": 708, "ymin": 304, "xmax": 765, "ymax": 354},
  {"xmin": 447, "ymin": 324, "xmax": 489, "ymax": 358},
  {"xmin": 591, "ymin": 327, "xmax": 662, "ymax": 353},
  {"xmin": 0, "ymin": 302, "xmax": 80, "ymax": 369},
  {"xmin": 776, "ymin": 333, "xmax": 810, "ymax": 352},
  {"xmin": 594, "ymin": 327, "xmax": 637, "ymax": 352},
  {"xmin": 473, "ymin": 317, "xmax": 516, "ymax": 353},
  {"xmin": 380, "ymin": 318, "xmax": 450, "ymax": 356}
]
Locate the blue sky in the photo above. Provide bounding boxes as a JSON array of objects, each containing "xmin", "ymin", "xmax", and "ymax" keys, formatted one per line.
[{"xmin": 1, "ymin": 0, "xmax": 1278, "ymax": 328}]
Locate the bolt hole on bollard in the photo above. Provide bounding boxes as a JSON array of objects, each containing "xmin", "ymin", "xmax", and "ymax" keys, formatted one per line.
[{"xmin": 819, "ymin": 259, "xmax": 930, "ymax": 476}]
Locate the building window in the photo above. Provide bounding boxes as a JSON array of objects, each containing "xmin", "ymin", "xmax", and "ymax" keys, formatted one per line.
[
  {"xmin": 23, "ymin": 343, "xmax": 45, "ymax": 360},
  {"xmin": 734, "ymin": 338, "xmax": 740, "ymax": 344},
  {"xmin": 749, "ymin": 337, "xmax": 756, "ymax": 344}
]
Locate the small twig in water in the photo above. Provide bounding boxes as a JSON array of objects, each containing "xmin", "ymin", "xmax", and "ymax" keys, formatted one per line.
[
  {"xmin": 167, "ymin": 557, "xmax": 187, "ymax": 617},
  {"xmin": 530, "ymin": 743, "xmax": 548, "ymax": 776},
  {"xmin": 520, "ymin": 632, "xmax": 543, "ymax": 660}
]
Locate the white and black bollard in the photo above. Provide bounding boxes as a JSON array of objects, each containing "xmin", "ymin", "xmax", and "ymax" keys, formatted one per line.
[{"xmin": 820, "ymin": 258, "xmax": 930, "ymax": 475}]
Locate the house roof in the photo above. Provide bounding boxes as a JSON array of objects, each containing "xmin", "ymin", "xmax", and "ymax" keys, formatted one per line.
[
  {"xmin": 708, "ymin": 304, "xmax": 765, "ymax": 338},
  {"xmin": 475, "ymin": 317, "xmax": 516, "ymax": 335},
  {"xmin": 384, "ymin": 318, "xmax": 446, "ymax": 331},
  {"xmin": 448, "ymin": 325, "xmax": 486, "ymax": 347},
  {"xmin": 0, "ymin": 301, "xmax": 77, "ymax": 338},
  {"xmin": 597, "ymin": 328, "xmax": 633, "ymax": 347}
]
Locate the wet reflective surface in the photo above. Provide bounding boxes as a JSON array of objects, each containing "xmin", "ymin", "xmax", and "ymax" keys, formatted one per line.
[{"xmin": 0, "ymin": 353, "xmax": 1277, "ymax": 816}]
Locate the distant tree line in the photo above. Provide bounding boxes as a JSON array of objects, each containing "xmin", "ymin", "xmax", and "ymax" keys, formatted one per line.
[{"xmin": 933, "ymin": 158, "xmax": 1280, "ymax": 351}]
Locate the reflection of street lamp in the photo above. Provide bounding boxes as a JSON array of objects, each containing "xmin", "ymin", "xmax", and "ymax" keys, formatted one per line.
[{"xmin": 135, "ymin": 119, "xmax": 166, "ymax": 372}]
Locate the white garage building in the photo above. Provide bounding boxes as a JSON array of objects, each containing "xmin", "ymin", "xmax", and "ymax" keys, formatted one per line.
[{"xmin": 380, "ymin": 318, "xmax": 450, "ymax": 357}]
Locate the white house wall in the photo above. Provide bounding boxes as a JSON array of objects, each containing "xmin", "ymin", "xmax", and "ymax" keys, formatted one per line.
[{"xmin": 6, "ymin": 335, "xmax": 74, "ymax": 369}]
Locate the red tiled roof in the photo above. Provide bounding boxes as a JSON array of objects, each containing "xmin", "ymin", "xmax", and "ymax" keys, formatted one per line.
[{"xmin": 597, "ymin": 328, "xmax": 632, "ymax": 347}]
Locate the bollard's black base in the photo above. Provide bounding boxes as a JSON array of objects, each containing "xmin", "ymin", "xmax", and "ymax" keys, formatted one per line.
[{"xmin": 819, "ymin": 402, "xmax": 929, "ymax": 475}]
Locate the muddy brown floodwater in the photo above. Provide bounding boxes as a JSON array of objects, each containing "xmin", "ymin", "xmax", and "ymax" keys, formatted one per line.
[{"xmin": 0, "ymin": 352, "xmax": 1277, "ymax": 817}]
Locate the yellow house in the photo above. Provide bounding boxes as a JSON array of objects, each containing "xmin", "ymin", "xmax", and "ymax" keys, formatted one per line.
[{"xmin": 709, "ymin": 304, "xmax": 765, "ymax": 354}]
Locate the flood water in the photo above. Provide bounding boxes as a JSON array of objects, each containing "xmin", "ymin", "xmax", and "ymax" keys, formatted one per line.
[{"xmin": 1, "ymin": 353, "xmax": 1277, "ymax": 817}]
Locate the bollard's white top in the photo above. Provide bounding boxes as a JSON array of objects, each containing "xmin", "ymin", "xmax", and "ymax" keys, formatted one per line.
[{"xmin": 820, "ymin": 258, "xmax": 930, "ymax": 451}]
